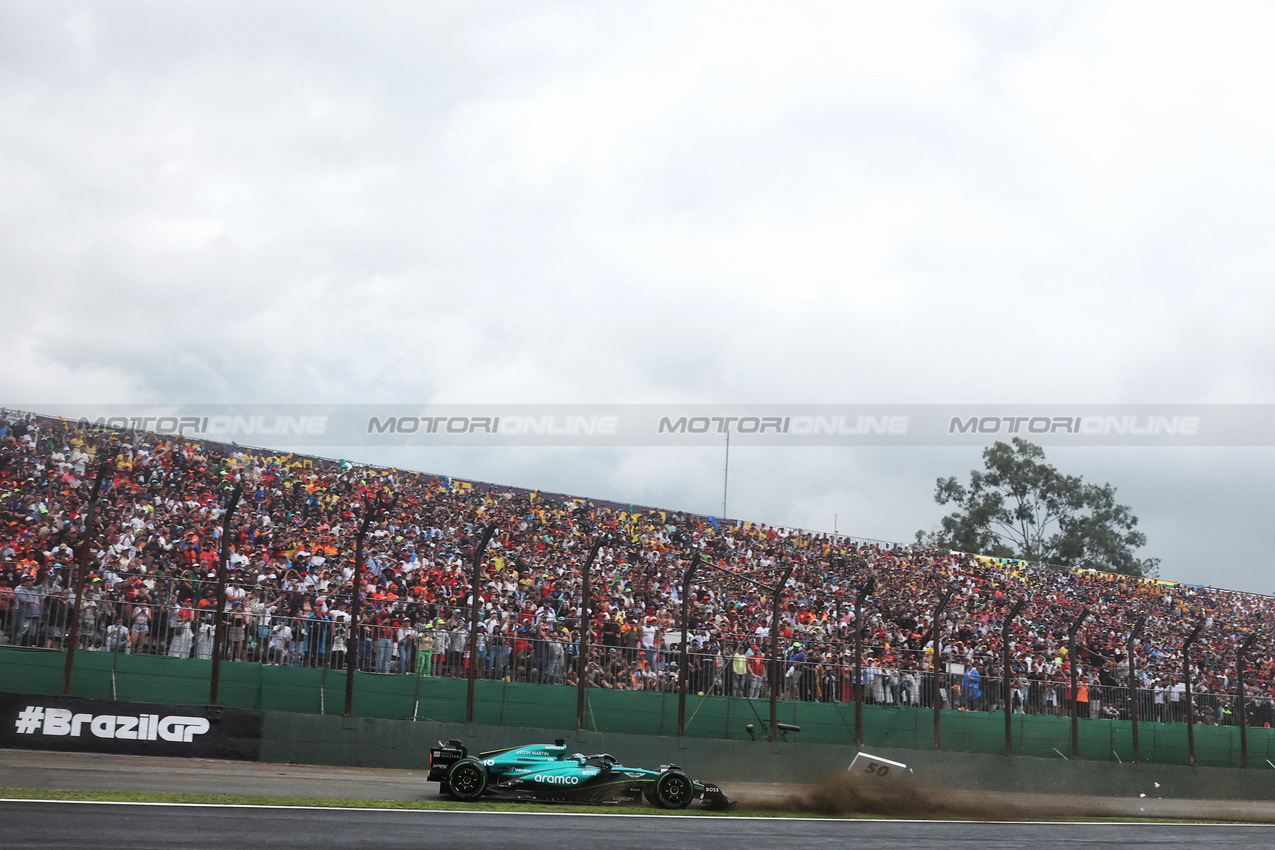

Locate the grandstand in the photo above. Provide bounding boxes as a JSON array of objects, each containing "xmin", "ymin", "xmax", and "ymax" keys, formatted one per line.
[{"xmin": 2, "ymin": 406, "xmax": 1272, "ymax": 735}]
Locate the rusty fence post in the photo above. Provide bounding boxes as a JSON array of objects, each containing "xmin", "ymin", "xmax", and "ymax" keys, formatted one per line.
[
  {"xmin": 1002, "ymin": 599, "xmax": 1024, "ymax": 755},
  {"xmin": 932, "ymin": 586, "xmax": 957, "ymax": 751},
  {"xmin": 465, "ymin": 523, "xmax": 498, "ymax": 723},
  {"xmin": 1068, "ymin": 607, "xmax": 1090, "ymax": 760},
  {"xmin": 209, "ymin": 483, "xmax": 243, "ymax": 706},
  {"xmin": 1128, "ymin": 615, "xmax": 1147, "ymax": 763}
]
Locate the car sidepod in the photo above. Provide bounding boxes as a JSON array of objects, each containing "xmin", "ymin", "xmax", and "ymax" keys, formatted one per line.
[{"xmin": 496, "ymin": 758, "xmax": 645, "ymax": 805}]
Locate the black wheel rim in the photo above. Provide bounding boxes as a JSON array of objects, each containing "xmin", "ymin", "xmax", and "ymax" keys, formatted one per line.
[
  {"xmin": 453, "ymin": 766, "xmax": 481, "ymax": 794},
  {"xmin": 661, "ymin": 776, "xmax": 689, "ymax": 802}
]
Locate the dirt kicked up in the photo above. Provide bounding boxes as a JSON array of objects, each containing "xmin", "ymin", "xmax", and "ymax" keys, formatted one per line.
[{"xmin": 727, "ymin": 773, "xmax": 1275, "ymax": 823}]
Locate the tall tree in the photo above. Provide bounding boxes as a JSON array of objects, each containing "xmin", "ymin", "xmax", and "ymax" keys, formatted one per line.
[{"xmin": 917, "ymin": 438, "xmax": 1158, "ymax": 577}]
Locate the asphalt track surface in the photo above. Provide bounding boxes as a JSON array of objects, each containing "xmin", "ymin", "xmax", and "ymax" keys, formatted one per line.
[
  {"xmin": 5, "ymin": 801, "xmax": 1275, "ymax": 849},
  {"xmin": 6, "ymin": 749, "xmax": 1275, "ymax": 821},
  {"xmin": 4, "ymin": 750, "xmax": 1275, "ymax": 849}
]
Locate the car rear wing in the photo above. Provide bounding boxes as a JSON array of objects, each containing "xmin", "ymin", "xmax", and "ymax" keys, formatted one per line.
[{"xmin": 428, "ymin": 739, "xmax": 468, "ymax": 782}]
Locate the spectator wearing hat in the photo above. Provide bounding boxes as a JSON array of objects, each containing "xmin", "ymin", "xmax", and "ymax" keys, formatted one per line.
[
  {"xmin": 372, "ymin": 610, "xmax": 394, "ymax": 674},
  {"xmin": 544, "ymin": 628, "xmax": 566, "ymax": 684},
  {"xmin": 104, "ymin": 618, "xmax": 129, "ymax": 653},
  {"xmin": 268, "ymin": 616, "xmax": 292, "ymax": 666},
  {"xmin": 746, "ymin": 645, "xmax": 767, "ymax": 699},
  {"xmin": 302, "ymin": 607, "xmax": 330, "ymax": 668},
  {"xmin": 329, "ymin": 603, "xmax": 350, "ymax": 670},
  {"xmin": 492, "ymin": 621, "xmax": 513, "ymax": 679},
  {"xmin": 395, "ymin": 617, "xmax": 416, "ymax": 675},
  {"xmin": 784, "ymin": 643, "xmax": 806, "ymax": 700},
  {"xmin": 226, "ymin": 607, "xmax": 247, "ymax": 661},
  {"xmin": 447, "ymin": 618, "xmax": 468, "ymax": 677},
  {"xmin": 66, "ymin": 583, "xmax": 99, "ymax": 649}
]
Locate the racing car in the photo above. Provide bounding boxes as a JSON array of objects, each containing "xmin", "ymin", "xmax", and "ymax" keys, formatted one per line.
[{"xmin": 428, "ymin": 739, "xmax": 733, "ymax": 810}]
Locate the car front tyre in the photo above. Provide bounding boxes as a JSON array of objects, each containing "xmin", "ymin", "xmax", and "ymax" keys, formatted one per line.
[{"xmin": 653, "ymin": 769, "xmax": 694, "ymax": 810}]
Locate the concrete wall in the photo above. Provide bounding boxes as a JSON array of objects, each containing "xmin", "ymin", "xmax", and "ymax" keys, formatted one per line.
[{"xmin": 261, "ymin": 711, "xmax": 1275, "ymax": 801}]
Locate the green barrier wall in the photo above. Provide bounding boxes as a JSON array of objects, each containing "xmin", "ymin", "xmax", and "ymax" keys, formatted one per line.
[
  {"xmin": 259, "ymin": 712, "xmax": 1275, "ymax": 801},
  {"xmin": 4, "ymin": 646, "xmax": 1274, "ymax": 770}
]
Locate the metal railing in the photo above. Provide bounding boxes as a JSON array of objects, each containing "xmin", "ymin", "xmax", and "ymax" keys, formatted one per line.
[
  {"xmin": 10, "ymin": 595, "xmax": 1268, "ymax": 730},
  {"xmin": 8, "ymin": 600, "xmax": 1275, "ymax": 772}
]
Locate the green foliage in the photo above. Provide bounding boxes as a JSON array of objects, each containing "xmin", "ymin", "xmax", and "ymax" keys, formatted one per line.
[{"xmin": 916, "ymin": 438, "xmax": 1159, "ymax": 577}]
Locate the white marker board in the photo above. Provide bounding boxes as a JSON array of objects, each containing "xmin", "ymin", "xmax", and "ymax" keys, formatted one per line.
[{"xmin": 849, "ymin": 751, "xmax": 910, "ymax": 779}]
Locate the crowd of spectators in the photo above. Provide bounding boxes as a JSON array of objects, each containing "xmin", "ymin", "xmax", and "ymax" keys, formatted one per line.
[{"xmin": 1, "ymin": 409, "xmax": 1272, "ymax": 727}]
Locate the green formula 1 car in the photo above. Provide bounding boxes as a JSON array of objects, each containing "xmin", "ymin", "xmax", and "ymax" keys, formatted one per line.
[{"xmin": 428, "ymin": 739, "xmax": 733, "ymax": 810}]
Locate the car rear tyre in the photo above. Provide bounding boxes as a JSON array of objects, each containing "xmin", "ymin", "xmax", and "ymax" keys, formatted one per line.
[
  {"xmin": 653, "ymin": 769, "xmax": 694, "ymax": 809},
  {"xmin": 446, "ymin": 758, "xmax": 488, "ymax": 801}
]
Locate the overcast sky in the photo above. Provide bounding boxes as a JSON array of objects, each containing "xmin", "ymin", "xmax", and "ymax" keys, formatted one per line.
[{"xmin": 4, "ymin": 2, "xmax": 1274, "ymax": 592}]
